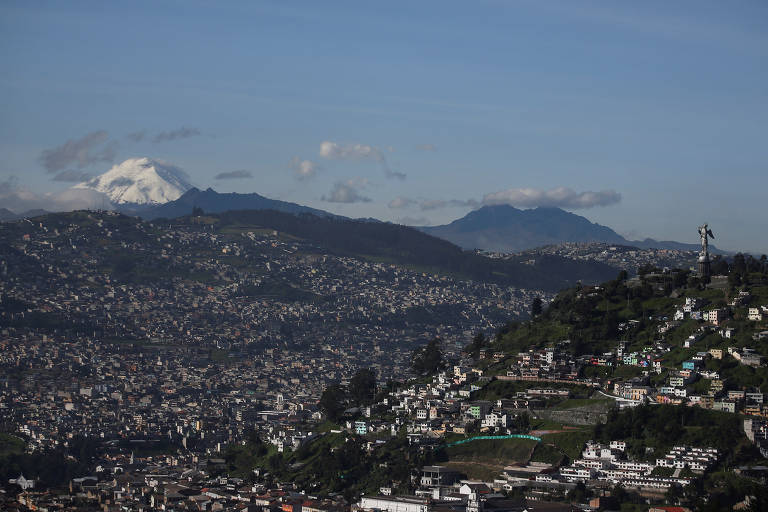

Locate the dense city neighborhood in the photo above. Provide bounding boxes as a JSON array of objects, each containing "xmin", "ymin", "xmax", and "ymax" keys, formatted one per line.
[
  {"xmin": 1, "ymin": 212, "xmax": 768, "ymax": 511},
  {"xmin": 0, "ymin": 210, "xmax": 545, "ymax": 361},
  {"xmin": 503, "ymin": 244, "xmax": 701, "ymax": 276}
]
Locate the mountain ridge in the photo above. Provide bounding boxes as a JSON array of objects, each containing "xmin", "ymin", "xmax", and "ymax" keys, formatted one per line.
[
  {"xmin": 132, "ymin": 187, "xmax": 338, "ymax": 220},
  {"xmin": 419, "ymin": 204, "xmax": 723, "ymax": 254},
  {"xmin": 5, "ymin": 158, "xmax": 725, "ymax": 254}
]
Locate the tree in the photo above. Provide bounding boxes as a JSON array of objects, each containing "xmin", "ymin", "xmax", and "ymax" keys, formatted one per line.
[
  {"xmin": 638, "ymin": 264, "xmax": 656, "ymax": 276},
  {"xmin": 349, "ymin": 368, "xmax": 376, "ymax": 406},
  {"xmin": 319, "ymin": 383, "xmax": 346, "ymax": 422},
  {"xmin": 710, "ymin": 256, "xmax": 729, "ymax": 276},
  {"xmin": 413, "ymin": 338, "xmax": 447, "ymax": 376},
  {"xmin": 531, "ymin": 297, "xmax": 543, "ymax": 317},
  {"xmin": 611, "ymin": 483, "xmax": 628, "ymax": 503},
  {"xmin": 192, "ymin": 205, "xmax": 204, "ymax": 216},
  {"xmin": 245, "ymin": 428, "xmax": 267, "ymax": 456},
  {"xmin": 267, "ymin": 453, "xmax": 284, "ymax": 471},
  {"xmin": 673, "ymin": 270, "xmax": 689, "ymax": 288},
  {"xmin": 568, "ymin": 481, "xmax": 590, "ymax": 502},
  {"xmin": 512, "ymin": 412, "xmax": 530, "ymax": 433},
  {"xmin": 687, "ymin": 276, "xmax": 702, "ymax": 289},
  {"xmin": 733, "ymin": 253, "xmax": 747, "ymax": 276},
  {"xmin": 465, "ymin": 332, "xmax": 486, "ymax": 359},
  {"xmin": 665, "ymin": 483, "xmax": 685, "ymax": 505},
  {"xmin": 465, "ymin": 419, "xmax": 480, "ymax": 435}
]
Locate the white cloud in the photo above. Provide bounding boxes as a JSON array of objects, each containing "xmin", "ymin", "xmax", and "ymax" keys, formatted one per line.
[
  {"xmin": 482, "ymin": 187, "xmax": 621, "ymax": 209},
  {"xmin": 320, "ymin": 141, "xmax": 384, "ymax": 161},
  {"xmin": 0, "ymin": 176, "xmax": 113, "ymax": 213},
  {"xmin": 322, "ymin": 178, "xmax": 371, "ymax": 203},
  {"xmin": 319, "ymin": 140, "xmax": 406, "ymax": 180},
  {"xmin": 388, "ymin": 188, "xmax": 619, "ymax": 212},
  {"xmin": 53, "ymin": 187, "xmax": 113, "ymax": 210},
  {"xmin": 289, "ymin": 157, "xmax": 319, "ymax": 180}
]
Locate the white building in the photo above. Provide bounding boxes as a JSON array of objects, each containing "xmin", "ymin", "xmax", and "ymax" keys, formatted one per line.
[
  {"xmin": 358, "ymin": 496, "xmax": 430, "ymax": 512},
  {"xmin": 481, "ymin": 412, "xmax": 507, "ymax": 429},
  {"xmin": 8, "ymin": 474, "xmax": 35, "ymax": 490},
  {"xmin": 609, "ymin": 440, "xmax": 626, "ymax": 451},
  {"xmin": 559, "ymin": 466, "xmax": 595, "ymax": 482},
  {"xmin": 582, "ymin": 441, "xmax": 619, "ymax": 462}
]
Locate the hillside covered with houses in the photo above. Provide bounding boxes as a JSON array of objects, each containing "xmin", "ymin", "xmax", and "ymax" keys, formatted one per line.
[{"xmin": 2, "ymin": 210, "xmax": 767, "ymax": 511}]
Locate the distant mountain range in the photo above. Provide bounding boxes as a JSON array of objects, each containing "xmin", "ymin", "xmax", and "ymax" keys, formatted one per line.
[
  {"xmin": 129, "ymin": 186, "xmax": 715, "ymax": 254},
  {"xmin": 0, "ymin": 208, "xmax": 49, "ymax": 222},
  {"xmin": 0, "ymin": 208, "xmax": 20, "ymax": 221},
  {"xmin": 420, "ymin": 205, "xmax": 624, "ymax": 252},
  {"xmin": 171, "ymin": 208, "xmax": 621, "ymax": 291},
  {"xmin": 62, "ymin": 157, "xmax": 335, "ymax": 220},
  {"xmin": 0, "ymin": 157, "xmax": 723, "ymax": 254},
  {"xmin": 419, "ymin": 204, "xmax": 722, "ymax": 254},
  {"xmin": 132, "ymin": 187, "xmax": 337, "ymax": 220}
]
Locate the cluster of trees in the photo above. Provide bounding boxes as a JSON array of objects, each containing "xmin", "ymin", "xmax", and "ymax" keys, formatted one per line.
[
  {"xmin": 710, "ymin": 253, "xmax": 768, "ymax": 277},
  {"xmin": 319, "ymin": 369, "xmax": 379, "ymax": 422},
  {"xmin": 594, "ymin": 405, "xmax": 741, "ymax": 461},
  {"xmin": 464, "ymin": 332, "xmax": 491, "ymax": 360},
  {"xmin": 665, "ymin": 470, "xmax": 768, "ymax": 512},
  {"xmin": 0, "ymin": 433, "xmax": 96, "ymax": 489},
  {"xmin": 491, "ymin": 251, "xmax": 768, "ymax": 360},
  {"xmin": 722, "ymin": 253, "xmax": 768, "ymax": 287},
  {"xmin": 530, "ymin": 297, "xmax": 543, "ymax": 317},
  {"xmin": 319, "ymin": 337, "xmax": 449, "ymax": 423},
  {"xmin": 412, "ymin": 338, "xmax": 447, "ymax": 376},
  {"xmin": 493, "ymin": 268, "xmax": 694, "ymax": 356},
  {"xmin": 225, "ymin": 428, "xmax": 440, "ymax": 500}
]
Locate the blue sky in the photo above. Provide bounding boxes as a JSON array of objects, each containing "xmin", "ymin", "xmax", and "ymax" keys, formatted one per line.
[{"xmin": 1, "ymin": 0, "xmax": 766, "ymax": 253}]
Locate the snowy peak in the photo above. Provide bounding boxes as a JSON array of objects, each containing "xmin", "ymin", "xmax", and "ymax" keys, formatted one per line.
[{"xmin": 74, "ymin": 157, "xmax": 193, "ymax": 205}]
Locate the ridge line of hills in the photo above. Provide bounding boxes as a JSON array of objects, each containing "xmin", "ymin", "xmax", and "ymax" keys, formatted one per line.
[
  {"xmin": 1, "ymin": 207, "xmax": 620, "ymax": 292},
  {"xmin": 418, "ymin": 203, "xmax": 723, "ymax": 254},
  {"xmin": 2, "ymin": 184, "xmax": 724, "ymax": 255},
  {"xmin": 131, "ymin": 188, "xmax": 725, "ymax": 254}
]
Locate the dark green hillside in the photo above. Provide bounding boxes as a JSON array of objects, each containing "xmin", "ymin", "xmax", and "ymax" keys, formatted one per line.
[
  {"xmin": 595, "ymin": 406, "xmax": 768, "ymax": 511},
  {"xmin": 596, "ymin": 405, "xmax": 742, "ymax": 461},
  {"xmin": 223, "ymin": 429, "xmax": 434, "ymax": 499},
  {"xmin": 486, "ymin": 255, "xmax": 767, "ymax": 358},
  {"xmin": 0, "ymin": 434, "xmax": 95, "ymax": 489},
  {"xmin": 136, "ymin": 187, "xmax": 335, "ymax": 220}
]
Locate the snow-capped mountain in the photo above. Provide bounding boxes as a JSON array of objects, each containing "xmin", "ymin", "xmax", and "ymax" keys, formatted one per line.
[{"xmin": 73, "ymin": 157, "xmax": 193, "ymax": 205}]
